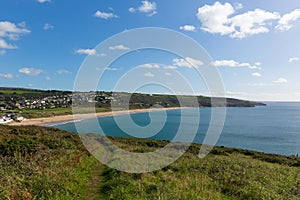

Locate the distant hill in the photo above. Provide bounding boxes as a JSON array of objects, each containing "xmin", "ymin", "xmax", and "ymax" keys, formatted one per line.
[{"xmin": 0, "ymin": 87, "xmax": 265, "ymax": 110}]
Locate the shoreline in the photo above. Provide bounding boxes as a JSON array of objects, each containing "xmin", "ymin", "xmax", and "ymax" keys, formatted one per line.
[{"xmin": 7, "ymin": 107, "xmax": 184, "ymax": 126}]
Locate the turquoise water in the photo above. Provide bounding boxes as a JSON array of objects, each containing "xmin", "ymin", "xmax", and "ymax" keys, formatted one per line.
[{"xmin": 52, "ymin": 102, "xmax": 300, "ymax": 156}]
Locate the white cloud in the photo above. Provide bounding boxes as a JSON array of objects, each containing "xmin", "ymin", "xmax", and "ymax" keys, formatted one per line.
[
  {"xmin": 273, "ymin": 77, "xmax": 288, "ymax": 83},
  {"xmin": 212, "ymin": 59, "xmax": 261, "ymax": 69},
  {"xmin": 43, "ymin": 23, "xmax": 54, "ymax": 30},
  {"xmin": 94, "ymin": 10, "xmax": 118, "ymax": 19},
  {"xmin": 0, "ymin": 73, "xmax": 13, "ymax": 79},
  {"xmin": 0, "ymin": 21, "xmax": 30, "ymax": 40},
  {"xmin": 163, "ymin": 65, "xmax": 177, "ymax": 69},
  {"xmin": 230, "ymin": 9, "xmax": 280, "ymax": 39},
  {"xmin": 252, "ymin": 72, "xmax": 262, "ymax": 77},
  {"xmin": 234, "ymin": 3, "xmax": 243, "ymax": 10},
  {"xmin": 255, "ymin": 62, "xmax": 262, "ymax": 66},
  {"xmin": 128, "ymin": 7, "xmax": 135, "ymax": 13},
  {"xmin": 173, "ymin": 57, "xmax": 203, "ymax": 68},
  {"xmin": 0, "ymin": 21, "xmax": 30, "ymax": 50},
  {"xmin": 18, "ymin": 68, "xmax": 43, "ymax": 76},
  {"xmin": 139, "ymin": 63, "xmax": 160, "ymax": 69},
  {"xmin": 144, "ymin": 72, "xmax": 155, "ymax": 77},
  {"xmin": 129, "ymin": 1, "xmax": 157, "ymax": 17},
  {"xmin": 197, "ymin": 2, "xmax": 235, "ymax": 35},
  {"xmin": 179, "ymin": 25, "xmax": 196, "ymax": 32},
  {"xmin": 37, "ymin": 0, "xmax": 51, "ymax": 3},
  {"xmin": 106, "ymin": 67, "xmax": 117, "ymax": 71},
  {"xmin": 96, "ymin": 67, "xmax": 118, "ymax": 71},
  {"xmin": 164, "ymin": 72, "xmax": 172, "ymax": 76},
  {"xmin": 56, "ymin": 69, "xmax": 71, "ymax": 74},
  {"xmin": 45, "ymin": 76, "xmax": 51, "ymax": 81},
  {"xmin": 0, "ymin": 39, "xmax": 17, "ymax": 49},
  {"xmin": 197, "ymin": 2, "xmax": 280, "ymax": 39},
  {"xmin": 288, "ymin": 57, "xmax": 299, "ymax": 63},
  {"xmin": 75, "ymin": 48, "xmax": 97, "ymax": 56},
  {"xmin": 108, "ymin": 45, "xmax": 129, "ymax": 50},
  {"xmin": 276, "ymin": 9, "xmax": 300, "ymax": 31}
]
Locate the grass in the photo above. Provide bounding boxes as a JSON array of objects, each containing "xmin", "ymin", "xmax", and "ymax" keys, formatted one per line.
[
  {"xmin": 0, "ymin": 89, "xmax": 43, "ymax": 95},
  {"xmin": 95, "ymin": 136, "xmax": 300, "ymax": 200},
  {"xmin": 0, "ymin": 125, "xmax": 100, "ymax": 200},
  {"xmin": 0, "ymin": 126, "xmax": 299, "ymax": 199}
]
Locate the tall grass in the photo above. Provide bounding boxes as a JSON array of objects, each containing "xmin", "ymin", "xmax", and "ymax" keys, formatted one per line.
[{"xmin": 0, "ymin": 125, "xmax": 98, "ymax": 200}]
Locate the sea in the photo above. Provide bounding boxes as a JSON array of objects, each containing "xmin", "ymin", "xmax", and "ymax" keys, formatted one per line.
[{"xmin": 51, "ymin": 102, "xmax": 300, "ymax": 156}]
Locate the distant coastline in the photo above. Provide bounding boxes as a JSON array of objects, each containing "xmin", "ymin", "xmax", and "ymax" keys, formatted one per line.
[{"xmin": 7, "ymin": 107, "xmax": 184, "ymax": 126}]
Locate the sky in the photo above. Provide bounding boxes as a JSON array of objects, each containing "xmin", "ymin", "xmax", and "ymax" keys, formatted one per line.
[{"xmin": 1, "ymin": 0, "xmax": 300, "ymax": 101}]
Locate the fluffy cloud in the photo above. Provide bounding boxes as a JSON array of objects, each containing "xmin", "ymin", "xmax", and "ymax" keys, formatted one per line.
[
  {"xmin": 140, "ymin": 63, "xmax": 160, "ymax": 69},
  {"xmin": 288, "ymin": 57, "xmax": 299, "ymax": 63},
  {"xmin": 252, "ymin": 72, "xmax": 262, "ymax": 77},
  {"xmin": 75, "ymin": 48, "xmax": 97, "ymax": 56},
  {"xmin": 230, "ymin": 9, "xmax": 280, "ymax": 39},
  {"xmin": 37, "ymin": 0, "xmax": 51, "ymax": 3},
  {"xmin": 163, "ymin": 65, "xmax": 177, "ymax": 69},
  {"xmin": 234, "ymin": 3, "xmax": 243, "ymax": 10},
  {"xmin": 212, "ymin": 59, "xmax": 261, "ymax": 69},
  {"xmin": 0, "ymin": 21, "xmax": 30, "ymax": 39},
  {"xmin": 173, "ymin": 57, "xmax": 203, "ymax": 68},
  {"xmin": 94, "ymin": 10, "xmax": 118, "ymax": 19},
  {"xmin": 197, "ymin": 2, "xmax": 235, "ymax": 35},
  {"xmin": 18, "ymin": 68, "xmax": 44, "ymax": 76},
  {"xmin": 144, "ymin": 72, "xmax": 155, "ymax": 77},
  {"xmin": 164, "ymin": 72, "xmax": 172, "ymax": 76},
  {"xmin": 273, "ymin": 78, "xmax": 288, "ymax": 83},
  {"xmin": 179, "ymin": 25, "xmax": 196, "ymax": 32},
  {"xmin": 0, "ymin": 21, "xmax": 30, "ymax": 49},
  {"xmin": 129, "ymin": 1, "xmax": 157, "ymax": 16},
  {"xmin": 276, "ymin": 9, "xmax": 300, "ymax": 31},
  {"xmin": 45, "ymin": 76, "xmax": 51, "ymax": 81},
  {"xmin": 106, "ymin": 67, "xmax": 117, "ymax": 71},
  {"xmin": 197, "ymin": 2, "xmax": 280, "ymax": 38},
  {"xmin": 108, "ymin": 45, "xmax": 129, "ymax": 50},
  {"xmin": 96, "ymin": 67, "xmax": 118, "ymax": 71},
  {"xmin": 255, "ymin": 62, "xmax": 262, "ymax": 66},
  {"xmin": 0, "ymin": 39, "xmax": 16, "ymax": 49},
  {"xmin": 43, "ymin": 23, "xmax": 54, "ymax": 30},
  {"xmin": 0, "ymin": 73, "xmax": 13, "ymax": 79},
  {"xmin": 56, "ymin": 69, "xmax": 71, "ymax": 74}
]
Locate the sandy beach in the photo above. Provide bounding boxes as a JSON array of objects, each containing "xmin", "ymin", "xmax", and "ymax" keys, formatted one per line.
[{"xmin": 8, "ymin": 107, "xmax": 183, "ymax": 126}]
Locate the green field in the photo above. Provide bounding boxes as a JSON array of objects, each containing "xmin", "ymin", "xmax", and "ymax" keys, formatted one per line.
[
  {"xmin": 0, "ymin": 89, "xmax": 43, "ymax": 95},
  {"xmin": 0, "ymin": 125, "xmax": 299, "ymax": 199}
]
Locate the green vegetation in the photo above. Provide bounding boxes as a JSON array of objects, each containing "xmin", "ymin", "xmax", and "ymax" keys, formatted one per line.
[
  {"xmin": 100, "ymin": 136, "xmax": 300, "ymax": 200},
  {"xmin": 1, "ymin": 125, "xmax": 299, "ymax": 199},
  {"xmin": 0, "ymin": 125, "xmax": 100, "ymax": 200},
  {"xmin": 0, "ymin": 87, "xmax": 265, "ymax": 116},
  {"xmin": 0, "ymin": 88, "xmax": 43, "ymax": 95}
]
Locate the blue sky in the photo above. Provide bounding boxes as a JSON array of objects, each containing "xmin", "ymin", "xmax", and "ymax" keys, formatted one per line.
[{"xmin": 1, "ymin": 0, "xmax": 300, "ymax": 101}]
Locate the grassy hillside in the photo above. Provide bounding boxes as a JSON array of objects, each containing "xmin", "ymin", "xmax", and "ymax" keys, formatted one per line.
[
  {"xmin": 0, "ymin": 125, "xmax": 99, "ymax": 200},
  {"xmin": 95, "ymin": 136, "xmax": 300, "ymax": 200},
  {"xmin": 1, "ymin": 126, "xmax": 299, "ymax": 199}
]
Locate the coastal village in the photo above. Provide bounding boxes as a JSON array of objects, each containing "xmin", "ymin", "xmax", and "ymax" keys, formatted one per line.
[
  {"xmin": 0, "ymin": 92, "xmax": 116, "ymax": 124},
  {"xmin": 0, "ymin": 88, "xmax": 264, "ymax": 124}
]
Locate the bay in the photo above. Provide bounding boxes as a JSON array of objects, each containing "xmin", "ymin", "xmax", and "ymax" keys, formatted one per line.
[{"xmin": 52, "ymin": 102, "xmax": 300, "ymax": 156}]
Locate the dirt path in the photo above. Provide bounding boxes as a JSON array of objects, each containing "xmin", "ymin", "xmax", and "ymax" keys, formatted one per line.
[{"xmin": 83, "ymin": 162, "xmax": 106, "ymax": 200}]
